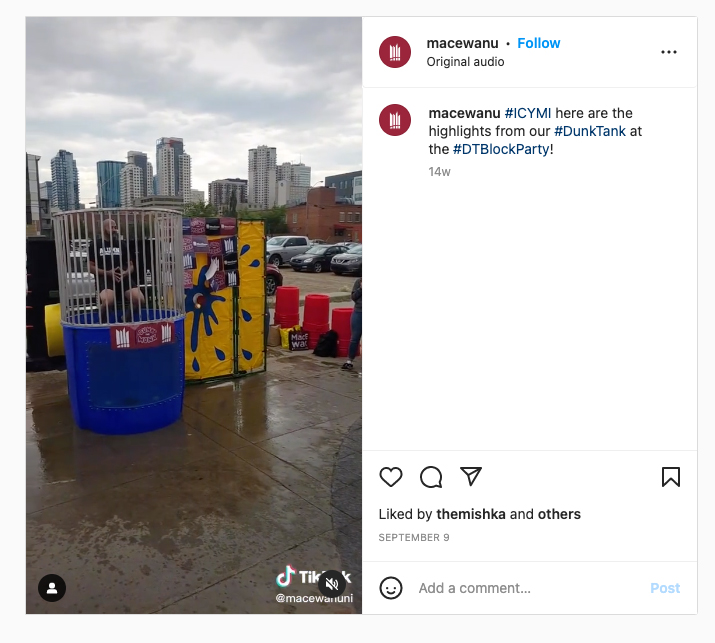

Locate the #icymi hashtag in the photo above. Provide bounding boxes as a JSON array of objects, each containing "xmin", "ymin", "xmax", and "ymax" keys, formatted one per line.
[{"xmin": 448, "ymin": 143, "xmax": 553, "ymax": 157}]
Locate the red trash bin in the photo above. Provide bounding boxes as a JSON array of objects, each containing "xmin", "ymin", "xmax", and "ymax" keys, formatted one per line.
[
  {"xmin": 331, "ymin": 307, "xmax": 354, "ymax": 357},
  {"xmin": 304, "ymin": 294, "xmax": 331, "ymax": 347},
  {"xmin": 274, "ymin": 286, "xmax": 300, "ymax": 327}
]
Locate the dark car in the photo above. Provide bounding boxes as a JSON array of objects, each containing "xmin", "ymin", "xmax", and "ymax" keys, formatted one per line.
[
  {"xmin": 290, "ymin": 244, "xmax": 349, "ymax": 273},
  {"xmin": 265, "ymin": 264, "xmax": 283, "ymax": 296},
  {"xmin": 331, "ymin": 244, "xmax": 362, "ymax": 276}
]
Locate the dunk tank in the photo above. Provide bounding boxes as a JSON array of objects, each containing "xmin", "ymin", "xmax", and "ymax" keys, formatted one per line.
[
  {"xmin": 180, "ymin": 216, "xmax": 266, "ymax": 384},
  {"xmin": 53, "ymin": 208, "xmax": 185, "ymax": 434}
]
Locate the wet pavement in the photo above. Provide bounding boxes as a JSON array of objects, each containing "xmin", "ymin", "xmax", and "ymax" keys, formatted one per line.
[{"xmin": 26, "ymin": 349, "xmax": 361, "ymax": 614}]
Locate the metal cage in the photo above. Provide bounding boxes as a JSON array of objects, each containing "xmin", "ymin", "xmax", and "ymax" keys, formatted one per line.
[
  {"xmin": 52, "ymin": 208, "xmax": 186, "ymax": 435},
  {"xmin": 52, "ymin": 208, "xmax": 185, "ymax": 326}
]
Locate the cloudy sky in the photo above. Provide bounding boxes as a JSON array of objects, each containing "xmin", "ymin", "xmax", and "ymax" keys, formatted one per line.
[{"xmin": 26, "ymin": 17, "xmax": 362, "ymax": 204}]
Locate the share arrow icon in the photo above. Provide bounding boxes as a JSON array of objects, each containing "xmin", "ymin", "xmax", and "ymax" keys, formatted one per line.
[{"xmin": 460, "ymin": 467, "xmax": 482, "ymax": 487}]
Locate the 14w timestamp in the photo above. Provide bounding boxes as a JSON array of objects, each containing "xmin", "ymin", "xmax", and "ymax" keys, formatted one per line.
[{"xmin": 429, "ymin": 167, "xmax": 452, "ymax": 177}]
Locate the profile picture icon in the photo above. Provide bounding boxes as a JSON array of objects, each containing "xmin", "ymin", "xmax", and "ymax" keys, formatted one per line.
[
  {"xmin": 379, "ymin": 104, "xmax": 411, "ymax": 136},
  {"xmin": 379, "ymin": 36, "xmax": 411, "ymax": 68},
  {"xmin": 38, "ymin": 574, "xmax": 66, "ymax": 602}
]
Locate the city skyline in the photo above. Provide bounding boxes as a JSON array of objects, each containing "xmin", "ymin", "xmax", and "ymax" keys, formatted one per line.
[{"xmin": 26, "ymin": 17, "xmax": 362, "ymax": 204}]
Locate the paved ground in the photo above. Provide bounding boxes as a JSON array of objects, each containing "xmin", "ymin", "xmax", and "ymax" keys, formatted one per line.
[
  {"xmin": 280, "ymin": 267, "xmax": 360, "ymax": 296},
  {"xmin": 267, "ymin": 268, "xmax": 361, "ymax": 318},
  {"xmin": 26, "ymin": 349, "xmax": 361, "ymax": 614}
]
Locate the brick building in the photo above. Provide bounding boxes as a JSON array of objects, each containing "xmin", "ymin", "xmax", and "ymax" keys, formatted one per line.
[{"xmin": 285, "ymin": 187, "xmax": 362, "ymax": 243}]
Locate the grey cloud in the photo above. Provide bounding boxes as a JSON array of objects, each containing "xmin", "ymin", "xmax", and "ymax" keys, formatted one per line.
[{"xmin": 26, "ymin": 17, "xmax": 362, "ymax": 202}]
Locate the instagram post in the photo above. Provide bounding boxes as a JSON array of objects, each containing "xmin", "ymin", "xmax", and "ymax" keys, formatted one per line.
[
  {"xmin": 9, "ymin": 2, "xmax": 715, "ymax": 642},
  {"xmin": 25, "ymin": 17, "xmax": 362, "ymax": 614}
]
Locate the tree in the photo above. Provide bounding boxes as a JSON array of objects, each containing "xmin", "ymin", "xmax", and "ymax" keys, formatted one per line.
[
  {"xmin": 238, "ymin": 206, "xmax": 288, "ymax": 235},
  {"xmin": 182, "ymin": 201, "xmax": 218, "ymax": 218},
  {"xmin": 266, "ymin": 206, "xmax": 288, "ymax": 235},
  {"xmin": 229, "ymin": 187, "xmax": 237, "ymax": 218}
]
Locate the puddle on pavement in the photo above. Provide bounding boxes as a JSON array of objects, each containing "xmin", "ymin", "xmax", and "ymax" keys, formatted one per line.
[{"xmin": 26, "ymin": 363, "xmax": 360, "ymax": 613}]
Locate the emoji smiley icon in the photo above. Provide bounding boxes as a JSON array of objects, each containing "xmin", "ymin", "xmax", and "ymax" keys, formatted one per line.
[{"xmin": 379, "ymin": 576, "xmax": 403, "ymax": 600}]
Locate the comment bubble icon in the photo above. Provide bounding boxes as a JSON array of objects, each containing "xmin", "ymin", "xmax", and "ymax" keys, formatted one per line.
[{"xmin": 420, "ymin": 466, "xmax": 443, "ymax": 488}]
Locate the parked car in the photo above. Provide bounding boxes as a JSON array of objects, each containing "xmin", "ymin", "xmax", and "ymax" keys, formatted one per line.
[
  {"xmin": 265, "ymin": 235, "xmax": 310, "ymax": 266},
  {"xmin": 344, "ymin": 241, "xmax": 361, "ymax": 248},
  {"xmin": 309, "ymin": 239, "xmax": 327, "ymax": 246},
  {"xmin": 265, "ymin": 263, "xmax": 283, "ymax": 296},
  {"xmin": 67, "ymin": 250, "xmax": 97, "ymax": 310},
  {"xmin": 290, "ymin": 244, "xmax": 350, "ymax": 273},
  {"xmin": 331, "ymin": 244, "xmax": 362, "ymax": 276}
]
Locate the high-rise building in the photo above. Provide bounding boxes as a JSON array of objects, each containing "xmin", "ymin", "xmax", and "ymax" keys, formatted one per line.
[
  {"xmin": 190, "ymin": 189, "xmax": 205, "ymax": 203},
  {"xmin": 153, "ymin": 174, "xmax": 158, "ymax": 196},
  {"xmin": 135, "ymin": 195, "xmax": 184, "ymax": 210},
  {"xmin": 156, "ymin": 144, "xmax": 174, "ymax": 196},
  {"xmin": 120, "ymin": 164, "xmax": 143, "ymax": 207},
  {"xmin": 275, "ymin": 180, "xmax": 290, "ymax": 207},
  {"xmin": 156, "ymin": 137, "xmax": 191, "ymax": 201},
  {"xmin": 26, "ymin": 153, "xmax": 41, "ymax": 228},
  {"xmin": 96, "ymin": 160, "xmax": 125, "ymax": 208},
  {"xmin": 40, "ymin": 180, "xmax": 52, "ymax": 201},
  {"xmin": 146, "ymin": 161, "xmax": 154, "ymax": 196},
  {"xmin": 127, "ymin": 151, "xmax": 153, "ymax": 197},
  {"xmin": 179, "ymin": 153, "xmax": 191, "ymax": 203},
  {"xmin": 325, "ymin": 170, "xmax": 362, "ymax": 201},
  {"xmin": 50, "ymin": 149, "xmax": 80, "ymax": 211},
  {"xmin": 208, "ymin": 178, "xmax": 248, "ymax": 212},
  {"xmin": 276, "ymin": 161, "xmax": 311, "ymax": 205},
  {"xmin": 248, "ymin": 145, "xmax": 277, "ymax": 209}
]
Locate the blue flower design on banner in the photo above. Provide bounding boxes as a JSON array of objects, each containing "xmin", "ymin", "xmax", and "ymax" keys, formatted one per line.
[{"xmin": 184, "ymin": 258, "xmax": 226, "ymax": 370}]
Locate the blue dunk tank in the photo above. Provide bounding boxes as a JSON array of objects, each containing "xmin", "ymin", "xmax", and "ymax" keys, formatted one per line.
[{"xmin": 53, "ymin": 208, "xmax": 186, "ymax": 435}]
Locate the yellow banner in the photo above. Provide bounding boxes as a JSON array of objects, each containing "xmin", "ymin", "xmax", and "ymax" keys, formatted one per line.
[
  {"xmin": 238, "ymin": 296, "xmax": 265, "ymax": 372},
  {"xmin": 238, "ymin": 221, "xmax": 265, "ymax": 298},
  {"xmin": 184, "ymin": 252, "xmax": 234, "ymax": 380},
  {"xmin": 183, "ymin": 222, "xmax": 266, "ymax": 379},
  {"xmin": 237, "ymin": 221, "xmax": 265, "ymax": 372}
]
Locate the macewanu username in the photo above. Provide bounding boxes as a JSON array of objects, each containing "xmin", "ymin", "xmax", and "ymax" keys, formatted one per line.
[{"xmin": 430, "ymin": 109, "xmax": 501, "ymax": 118}]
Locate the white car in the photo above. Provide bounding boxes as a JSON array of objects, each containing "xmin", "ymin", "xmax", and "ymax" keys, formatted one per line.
[
  {"xmin": 67, "ymin": 250, "xmax": 97, "ymax": 310},
  {"xmin": 265, "ymin": 235, "xmax": 311, "ymax": 266}
]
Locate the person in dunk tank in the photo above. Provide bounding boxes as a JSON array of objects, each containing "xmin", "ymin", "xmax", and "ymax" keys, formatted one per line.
[{"xmin": 87, "ymin": 217, "xmax": 145, "ymax": 322}]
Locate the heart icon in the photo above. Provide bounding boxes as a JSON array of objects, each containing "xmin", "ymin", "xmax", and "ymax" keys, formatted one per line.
[{"xmin": 380, "ymin": 467, "xmax": 403, "ymax": 488}]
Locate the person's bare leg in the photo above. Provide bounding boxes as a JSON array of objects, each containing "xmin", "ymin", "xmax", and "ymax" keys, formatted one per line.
[
  {"xmin": 98, "ymin": 289, "xmax": 115, "ymax": 323},
  {"xmin": 125, "ymin": 287, "xmax": 145, "ymax": 321}
]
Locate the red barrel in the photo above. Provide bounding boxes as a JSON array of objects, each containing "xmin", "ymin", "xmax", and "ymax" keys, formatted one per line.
[
  {"xmin": 274, "ymin": 286, "xmax": 300, "ymax": 327},
  {"xmin": 303, "ymin": 294, "xmax": 330, "ymax": 347},
  {"xmin": 303, "ymin": 294, "xmax": 330, "ymax": 328},
  {"xmin": 274, "ymin": 314, "xmax": 300, "ymax": 328},
  {"xmin": 275, "ymin": 286, "xmax": 299, "ymax": 316},
  {"xmin": 331, "ymin": 307, "xmax": 353, "ymax": 357}
]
